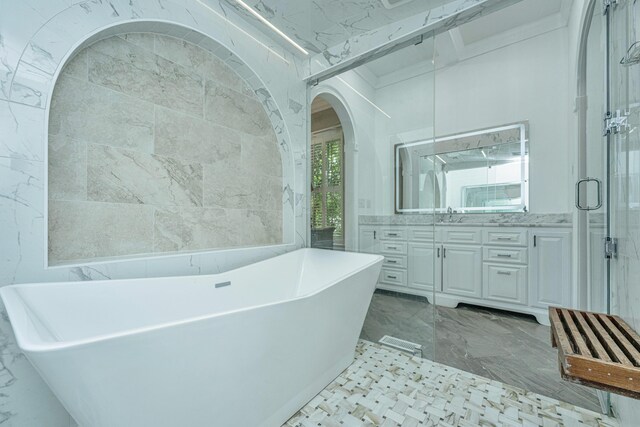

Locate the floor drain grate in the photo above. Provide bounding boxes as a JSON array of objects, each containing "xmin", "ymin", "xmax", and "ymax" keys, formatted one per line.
[{"xmin": 379, "ymin": 335, "xmax": 422, "ymax": 357}]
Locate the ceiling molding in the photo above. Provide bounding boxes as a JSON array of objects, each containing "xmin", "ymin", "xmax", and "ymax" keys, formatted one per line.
[{"xmin": 450, "ymin": 11, "xmax": 568, "ymax": 61}]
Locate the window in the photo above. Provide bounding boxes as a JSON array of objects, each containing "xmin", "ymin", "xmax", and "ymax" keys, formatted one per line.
[{"xmin": 311, "ymin": 128, "xmax": 344, "ymax": 247}]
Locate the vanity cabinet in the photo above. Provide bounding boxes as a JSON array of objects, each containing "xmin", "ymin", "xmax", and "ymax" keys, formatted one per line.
[
  {"xmin": 529, "ymin": 230, "xmax": 572, "ymax": 309},
  {"xmin": 359, "ymin": 223, "xmax": 572, "ymax": 325},
  {"xmin": 407, "ymin": 242, "xmax": 439, "ymax": 292},
  {"xmin": 483, "ymin": 264, "xmax": 528, "ymax": 305},
  {"xmin": 358, "ymin": 226, "xmax": 379, "ymax": 254},
  {"xmin": 441, "ymin": 244, "xmax": 482, "ymax": 298}
]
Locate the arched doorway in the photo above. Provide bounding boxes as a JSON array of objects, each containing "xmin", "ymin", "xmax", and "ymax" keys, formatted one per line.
[
  {"xmin": 310, "ymin": 96, "xmax": 346, "ymax": 250},
  {"xmin": 309, "ymin": 91, "xmax": 358, "ymax": 251}
]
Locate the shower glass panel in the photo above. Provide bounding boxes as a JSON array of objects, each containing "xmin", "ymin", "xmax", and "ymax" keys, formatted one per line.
[
  {"xmin": 609, "ymin": 0, "xmax": 640, "ymax": 374},
  {"xmin": 580, "ymin": 0, "xmax": 608, "ymax": 316},
  {"xmin": 428, "ymin": 6, "xmax": 602, "ymax": 411},
  {"xmin": 325, "ymin": 37, "xmax": 438, "ymax": 362}
]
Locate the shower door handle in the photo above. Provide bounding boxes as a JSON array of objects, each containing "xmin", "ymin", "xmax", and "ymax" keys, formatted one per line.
[{"xmin": 575, "ymin": 177, "xmax": 602, "ymax": 211}]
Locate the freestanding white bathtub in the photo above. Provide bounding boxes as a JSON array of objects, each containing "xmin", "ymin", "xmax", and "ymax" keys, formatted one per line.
[{"xmin": 1, "ymin": 249, "xmax": 383, "ymax": 427}]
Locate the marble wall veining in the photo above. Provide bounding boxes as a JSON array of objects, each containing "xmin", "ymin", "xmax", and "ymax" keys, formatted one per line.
[
  {"xmin": 48, "ymin": 33, "xmax": 283, "ymax": 265},
  {"xmin": 0, "ymin": 0, "xmax": 309, "ymax": 425}
]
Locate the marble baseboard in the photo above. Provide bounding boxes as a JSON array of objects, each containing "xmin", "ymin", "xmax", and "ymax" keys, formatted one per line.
[{"xmin": 359, "ymin": 213, "xmax": 572, "ymax": 228}]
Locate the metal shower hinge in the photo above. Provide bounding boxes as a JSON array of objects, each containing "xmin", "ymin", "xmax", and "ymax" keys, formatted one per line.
[
  {"xmin": 603, "ymin": 0, "xmax": 618, "ymax": 14},
  {"xmin": 603, "ymin": 110, "xmax": 629, "ymax": 135},
  {"xmin": 605, "ymin": 237, "xmax": 618, "ymax": 259}
]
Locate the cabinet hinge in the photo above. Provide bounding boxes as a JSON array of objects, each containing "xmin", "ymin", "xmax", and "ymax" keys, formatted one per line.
[
  {"xmin": 604, "ymin": 237, "xmax": 618, "ymax": 259},
  {"xmin": 603, "ymin": 110, "xmax": 629, "ymax": 136}
]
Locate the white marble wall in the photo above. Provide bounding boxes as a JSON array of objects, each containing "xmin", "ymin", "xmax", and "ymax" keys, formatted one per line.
[
  {"xmin": 0, "ymin": 1, "xmax": 308, "ymax": 425},
  {"xmin": 306, "ymin": 0, "xmax": 525, "ymax": 81},
  {"xmin": 48, "ymin": 32, "xmax": 283, "ymax": 265}
]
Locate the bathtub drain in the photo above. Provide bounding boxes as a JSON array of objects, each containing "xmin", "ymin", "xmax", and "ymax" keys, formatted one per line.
[{"xmin": 378, "ymin": 335, "xmax": 422, "ymax": 357}]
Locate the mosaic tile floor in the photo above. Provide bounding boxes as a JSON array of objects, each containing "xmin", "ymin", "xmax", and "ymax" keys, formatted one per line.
[{"xmin": 285, "ymin": 340, "xmax": 618, "ymax": 427}]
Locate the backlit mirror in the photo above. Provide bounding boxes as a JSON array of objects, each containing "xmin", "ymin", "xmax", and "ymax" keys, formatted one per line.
[{"xmin": 395, "ymin": 123, "xmax": 529, "ymax": 213}]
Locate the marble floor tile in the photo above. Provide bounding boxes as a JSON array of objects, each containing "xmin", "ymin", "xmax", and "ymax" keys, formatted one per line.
[
  {"xmin": 285, "ymin": 340, "xmax": 618, "ymax": 427},
  {"xmin": 359, "ymin": 291, "xmax": 601, "ymax": 412}
]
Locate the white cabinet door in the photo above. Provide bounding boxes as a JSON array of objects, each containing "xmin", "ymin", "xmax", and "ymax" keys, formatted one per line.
[
  {"xmin": 408, "ymin": 243, "xmax": 440, "ymax": 292},
  {"xmin": 483, "ymin": 264, "xmax": 527, "ymax": 305},
  {"xmin": 359, "ymin": 227, "xmax": 379, "ymax": 254},
  {"xmin": 530, "ymin": 230, "xmax": 571, "ymax": 308},
  {"xmin": 442, "ymin": 244, "xmax": 482, "ymax": 298}
]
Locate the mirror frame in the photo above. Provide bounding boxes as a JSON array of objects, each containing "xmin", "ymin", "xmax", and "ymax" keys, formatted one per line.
[{"xmin": 394, "ymin": 122, "xmax": 529, "ymax": 214}]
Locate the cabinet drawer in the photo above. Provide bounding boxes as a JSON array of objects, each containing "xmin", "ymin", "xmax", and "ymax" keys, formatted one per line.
[
  {"xmin": 443, "ymin": 228, "xmax": 482, "ymax": 245},
  {"xmin": 380, "ymin": 228, "xmax": 407, "ymax": 240},
  {"xmin": 483, "ymin": 229, "xmax": 528, "ymax": 246},
  {"xmin": 380, "ymin": 241, "xmax": 407, "ymax": 255},
  {"xmin": 383, "ymin": 255, "xmax": 407, "ymax": 269},
  {"xmin": 483, "ymin": 264, "xmax": 527, "ymax": 305},
  {"xmin": 408, "ymin": 227, "xmax": 435, "ymax": 242},
  {"xmin": 483, "ymin": 247, "xmax": 528, "ymax": 264},
  {"xmin": 380, "ymin": 268, "xmax": 407, "ymax": 286}
]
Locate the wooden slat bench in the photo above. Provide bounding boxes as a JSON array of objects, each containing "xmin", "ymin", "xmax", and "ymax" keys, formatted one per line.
[{"xmin": 549, "ymin": 307, "xmax": 640, "ymax": 399}]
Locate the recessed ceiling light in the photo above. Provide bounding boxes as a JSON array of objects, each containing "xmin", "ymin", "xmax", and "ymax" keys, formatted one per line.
[{"xmin": 234, "ymin": 0, "xmax": 309, "ymax": 56}]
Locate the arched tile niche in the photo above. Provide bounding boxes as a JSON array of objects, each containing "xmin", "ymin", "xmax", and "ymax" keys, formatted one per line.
[{"xmin": 46, "ymin": 22, "xmax": 290, "ymax": 265}]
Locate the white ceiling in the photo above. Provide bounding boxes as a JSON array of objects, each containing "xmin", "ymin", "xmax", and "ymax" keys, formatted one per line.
[
  {"xmin": 219, "ymin": 0, "xmax": 455, "ymax": 54},
  {"xmin": 361, "ymin": 0, "xmax": 574, "ymax": 83},
  {"xmin": 458, "ymin": 0, "xmax": 564, "ymax": 44}
]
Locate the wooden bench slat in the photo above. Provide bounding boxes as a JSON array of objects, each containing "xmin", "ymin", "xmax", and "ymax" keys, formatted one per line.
[
  {"xmin": 612, "ymin": 315, "xmax": 640, "ymax": 352},
  {"xmin": 585, "ymin": 312, "xmax": 633, "ymax": 366},
  {"xmin": 597, "ymin": 314, "xmax": 640, "ymax": 366},
  {"xmin": 550, "ymin": 307, "xmax": 640, "ymax": 397},
  {"xmin": 560, "ymin": 309, "xmax": 591, "ymax": 357},
  {"xmin": 549, "ymin": 308, "xmax": 574, "ymax": 355},
  {"xmin": 573, "ymin": 311, "xmax": 612, "ymax": 362}
]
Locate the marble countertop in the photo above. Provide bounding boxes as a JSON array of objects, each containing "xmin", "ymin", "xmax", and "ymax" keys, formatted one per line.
[{"xmin": 359, "ymin": 213, "xmax": 572, "ymax": 228}]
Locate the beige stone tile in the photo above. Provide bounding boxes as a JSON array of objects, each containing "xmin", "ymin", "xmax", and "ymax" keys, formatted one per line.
[
  {"xmin": 154, "ymin": 106, "xmax": 241, "ymax": 167},
  {"xmin": 154, "ymin": 35, "xmax": 253, "ymax": 97},
  {"xmin": 48, "ymin": 200, "xmax": 154, "ymax": 264},
  {"xmin": 204, "ymin": 80, "xmax": 271, "ymax": 136},
  {"xmin": 203, "ymin": 164, "xmax": 282, "ymax": 211},
  {"xmin": 49, "ymin": 74, "xmax": 154, "ymax": 152},
  {"xmin": 154, "ymin": 207, "xmax": 231, "ymax": 252},
  {"xmin": 88, "ymin": 36, "xmax": 204, "ymax": 117},
  {"xmin": 241, "ymin": 132, "xmax": 282, "ymax": 177},
  {"xmin": 48, "ymin": 134, "xmax": 86, "ymax": 201},
  {"xmin": 61, "ymin": 50, "xmax": 88, "ymax": 80},
  {"xmin": 87, "ymin": 144, "xmax": 203, "ymax": 207},
  {"xmin": 154, "ymin": 207, "xmax": 282, "ymax": 252},
  {"xmin": 117, "ymin": 33, "xmax": 155, "ymax": 51},
  {"xmin": 234, "ymin": 209, "xmax": 282, "ymax": 246}
]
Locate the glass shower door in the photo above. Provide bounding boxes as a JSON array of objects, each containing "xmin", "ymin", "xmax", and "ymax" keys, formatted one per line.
[{"xmin": 578, "ymin": 0, "xmax": 608, "ymax": 315}]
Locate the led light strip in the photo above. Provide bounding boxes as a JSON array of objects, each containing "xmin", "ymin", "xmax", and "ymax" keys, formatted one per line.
[
  {"xmin": 196, "ymin": 0, "xmax": 289, "ymax": 64},
  {"xmin": 234, "ymin": 0, "xmax": 309, "ymax": 56},
  {"xmin": 336, "ymin": 76, "xmax": 391, "ymax": 119}
]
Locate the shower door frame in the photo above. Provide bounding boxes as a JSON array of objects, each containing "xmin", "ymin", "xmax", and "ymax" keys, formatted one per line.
[{"xmin": 575, "ymin": 0, "xmax": 616, "ymax": 414}]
